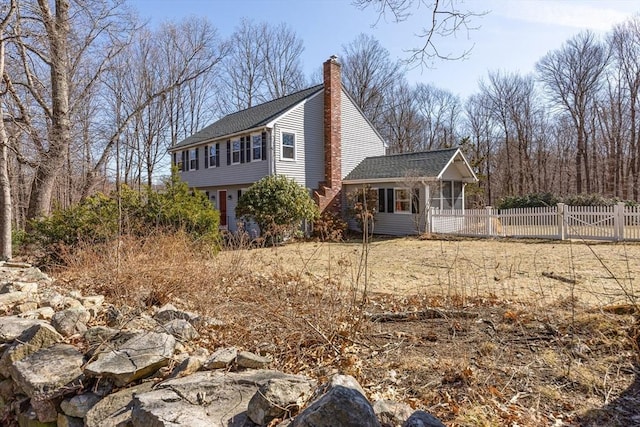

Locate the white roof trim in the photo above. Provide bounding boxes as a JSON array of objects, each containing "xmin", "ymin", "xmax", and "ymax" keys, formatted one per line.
[
  {"xmin": 436, "ymin": 148, "xmax": 478, "ymax": 181},
  {"xmin": 265, "ymin": 89, "xmax": 323, "ymax": 128},
  {"xmin": 343, "ymin": 177, "xmax": 438, "ymax": 185}
]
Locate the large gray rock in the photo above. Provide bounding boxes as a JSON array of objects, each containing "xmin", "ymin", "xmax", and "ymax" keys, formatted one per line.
[
  {"xmin": 60, "ymin": 392, "xmax": 102, "ymax": 418},
  {"xmin": 51, "ymin": 307, "xmax": 91, "ymax": 337},
  {"xmin": 293, "ymin": 385, "xmax": 381, "ymax": 427},
  {"xmin": 168, "ymin": 356, "xmax": 204, "ymax": 379},
  {"xmin": 156, "ymin": 319, "xmax": 199, "ymax": 341},
  {"xmin": 84, "ymin": 381, "xmax": 155, "ymax": 427},
  {"xmin": 9, "ymin": 344, "xmax": 85, "ymax": 398},
  {"xmin": 131, "ymin": 370, "xmax": 311, "ymax": 427},
  {"xmin": 0, "ymin": 316, "xmax": 47, "ymax": 342},
  {"xmin": 247, "ymin": 377, "xmax": 314, "ymax": 425},
  {"xmin": 0, "ymin": 281, "xmax": 38, "ymax": 294},
  {"xmin": 203, "ymin": 347, "xmax": 237, "ymax": 370},
  {"xmin": 154, "ymin": 303, "xmax": 200, "ymax": 325},
  {"xmin": 402, "ymin": 410, "xmax": 446, "ymax": 427},
  {"xmin": 0, "ymin": 323, "xmax": 62, "ymax": 378},
  {"xmin": 237, "ymin": 351, "xmax": 271, "ymax": 369},
  {"xmin": 0, "ymin": 291, "xmax": 29, "ymax": 311},
  {"xmin": 85, "ymin": 332, "xmax": 176, "ymax": 386},
  {"xmin": 373, "ymin": 399, "xmax": 414, "ymax": 427},
  {"xmin": 57, "ymin": 413, "xmax": 84, "ymax": 427}
]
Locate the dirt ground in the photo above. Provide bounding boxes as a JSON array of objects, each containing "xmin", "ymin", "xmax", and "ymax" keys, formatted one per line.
[
  {"xmin": 247, "ymin": 236, "xmax": 640, "ymax": 307},
  {"xmin": 234, "ymin": 237, "xmax": 640, "ymax": 426}
]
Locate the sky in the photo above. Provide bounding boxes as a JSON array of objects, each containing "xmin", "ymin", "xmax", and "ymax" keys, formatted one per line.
[{"xmin": 128, "ymin": 0, "xmax": 640, "ymax": 99}]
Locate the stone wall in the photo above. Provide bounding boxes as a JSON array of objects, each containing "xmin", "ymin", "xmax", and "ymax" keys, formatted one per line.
[{"xmin": 0, "ymin": 262, "xmax": 445, "ymax": 427}]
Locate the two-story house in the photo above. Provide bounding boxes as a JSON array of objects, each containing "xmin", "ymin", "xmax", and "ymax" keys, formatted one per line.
[
  {"xmin": 169, "ymin": 56, "xmax": 386, "ymax": 232},
  {"xmin": 170, "ymin": 56, "xmax": 477, "ymax": 236}
]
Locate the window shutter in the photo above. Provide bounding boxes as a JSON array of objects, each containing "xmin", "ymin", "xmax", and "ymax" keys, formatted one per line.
[
  {"xmin": 181, "ymin": 151, "xmax": 186, "ymax": 172},
  {"xmin": 172, "ymin": 152, "xmax": 176, "ymax": 167},
  {"xmin": 411, "ymin": 188, "xmax": 419, "ymax": 214},
  {"xmin": 378, "ymin": 188, "xmax": 385, "ymax": 213},
  {"xmin": 237, "ymin": 189, "xmax": 242, "ymax": 200},
  {"xmin": 261, "ymin": 132, "xmax": 267, "ymax": 160},
  {"xmin": 215, "ymin": 144, "xmax": 220, "ymax": 167},
  {"xmin": 195, "ymin": 148, "xmax": 199, "ymax": 170},
  {"xmin": 226, "ymin": 140, "xmax": 231, "ymax": 165},
  {"xmin": 387, "ymin": 189, "xmax": 394, "ymax": 213},
  {"xmin": 240, "ymin": 137, "xmax": 245, "ymax": 164},
  {"xmin": 204, "ymin": 146, "xmax": 208, "ymax": 169}
]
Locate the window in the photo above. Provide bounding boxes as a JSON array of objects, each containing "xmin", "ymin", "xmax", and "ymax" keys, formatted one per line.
[
  {"xmin": 232, "ymin": 139, "xmax": 241, "ymax": 164},
  {"xmin": 431, "ymin": 181, "xmax": 463, "ymax": 210},
  {"xmin": 282, "ymin": 132, "xmax": 295, "ymax": 160},
  {"xmin": 189, "ymin": 149, "xmax": 198, "ymax": 171},
  {"xmin": 453, "ymin": 181, "xmax": 463, "ymax": 209},
  {"xmin": 252, "ymin": 134, "xmax": 262, "ymax": 161},
  {"xmin": 206, "ymin": 143, "xmax": 220, "ymax": 168},
  {"xmin": 378, "ymin": 188, "xmax": 386, "ymax": 213},
  {"xmin": 394, "ymin": 189, "xmax": 411, "ymax": 213}
]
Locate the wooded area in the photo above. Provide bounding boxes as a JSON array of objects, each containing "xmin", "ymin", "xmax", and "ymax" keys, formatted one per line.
[{"xmin": 1, "ymin": 0, "xmax": 640, "ymax": 241}]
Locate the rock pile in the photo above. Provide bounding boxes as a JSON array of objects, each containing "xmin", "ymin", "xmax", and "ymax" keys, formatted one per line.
[{"xmin": 0, "ymin": 262, "xmax": 446, "ymax": 427}]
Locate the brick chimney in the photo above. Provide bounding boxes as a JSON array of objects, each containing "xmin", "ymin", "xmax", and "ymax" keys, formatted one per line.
[{"xmin": 323, "ymin": 55, "xmax": 342, "ymax": 189}]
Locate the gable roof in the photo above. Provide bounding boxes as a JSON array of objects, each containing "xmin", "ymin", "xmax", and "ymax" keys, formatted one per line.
[
  {"xmin": 171, "ymin": 84, "xmax": 323, "ymax": 150},
  {"xmin": 343, "ymin": 147, "xmax": 477, "ymax": 183}
]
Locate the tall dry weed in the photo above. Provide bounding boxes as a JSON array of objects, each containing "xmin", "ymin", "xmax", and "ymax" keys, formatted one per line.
[{"xmin": 52, "ymin": 233, "xmax": 369, "ymax": 378}]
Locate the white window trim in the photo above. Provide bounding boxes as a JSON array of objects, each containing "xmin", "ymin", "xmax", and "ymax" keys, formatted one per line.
[
  {"xmin": 280, "ymin": 130, "xmax": 296, "ymax": 161},
  {"xmin": 394, "ymin": 188, "xmax": 412, "ymax": 214},
  {"xmin": 208, "ymin": 145, "xmax": 217, "ymax": 168},
  {"xmin": 189, "ymin": 149, "xmax": 198, "ymax": 171},
  {"xmin": 251, "ymin": 133, "xmax": 262, "ymax": 163},
  {"xmin": 231, "ymin": 139, "xmax": 241, "ymax": 165}
]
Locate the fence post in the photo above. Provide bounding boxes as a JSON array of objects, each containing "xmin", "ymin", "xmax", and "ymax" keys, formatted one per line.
[
  {"xmin": 557, "ymin": 203, "xmax": 565, "ymax": 240},
  {"xmin": 485, "ymin": 206, "xmax": 493, "ymax": 236},
  {"xmin": 615, "ymin": 202, "xmax": 625, "ymax": 242},
  {"xmin": 427, "ymin": 207, "xmax": 433, "ymax": 234}
]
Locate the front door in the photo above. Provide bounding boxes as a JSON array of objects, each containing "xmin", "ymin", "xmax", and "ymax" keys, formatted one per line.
[{"xmin": 218, "ymin": 190, "xmax": 227, "ymax": 227}]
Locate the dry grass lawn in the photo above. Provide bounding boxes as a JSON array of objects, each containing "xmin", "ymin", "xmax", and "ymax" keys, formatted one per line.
[
  {"xmin": 244, "ymin": 236, "xmax": 640, "ymax": 307},
  {"xmin": 51, "ymin": 234, "xmax": 640, "ymax": 426}
]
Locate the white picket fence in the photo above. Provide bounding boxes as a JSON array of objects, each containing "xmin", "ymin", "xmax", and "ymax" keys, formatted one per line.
[{"xmin": 429, "ymin": 203, "xmax": 640, "ymax": 242}]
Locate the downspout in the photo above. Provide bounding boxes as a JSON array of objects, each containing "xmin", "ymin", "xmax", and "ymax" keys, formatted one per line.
[{"xmin": 271, "ymin": 124, "xmax": 277, "ymax": 176}]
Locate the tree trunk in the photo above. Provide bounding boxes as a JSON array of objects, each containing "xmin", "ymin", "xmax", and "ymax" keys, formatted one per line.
[
  {"xmin": 0, "ymin": 1, "xmax": 16, "ymax": 259},
  {"xmin": 27, "ymin": 0, "xmax": 71, "ymax": 220}
]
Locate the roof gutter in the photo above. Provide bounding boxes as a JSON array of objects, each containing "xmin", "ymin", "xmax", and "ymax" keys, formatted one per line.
[{"xmin": 342, "ymin": 177, "xmax": 439, "ymax": 185}]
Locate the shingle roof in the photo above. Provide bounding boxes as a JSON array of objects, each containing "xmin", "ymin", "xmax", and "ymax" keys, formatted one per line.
[
  {"xmin": 344, "ymin": 148, "xmax": 461, "ymax": 181},
  {"xmin": 171, "ymin": 84, "xmax": 323, "ymax": 150}
]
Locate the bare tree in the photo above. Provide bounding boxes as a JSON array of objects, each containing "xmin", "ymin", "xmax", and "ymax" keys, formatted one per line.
[
  {"xmin": 414, "ymin": 83, "xmax": 460, "ymax": 149},
  {"xmin": 0, "ymin": 0, "xmax": 16, "ymax": 259},
  {"xmin": 261, "ymin": 22, "xmax": 306, "ymax": 99},
  {"xmin": 219, "ymin": 19, "xmax": 266, "ymax": 112},
  {"xmin": 353, "ymin": 0, "xmax": 486, "ymax": 67},
  {"xmin": 536, "ymin": 31, "xmax": 609, "ymax": 194},
  {"xmin": 464, "ymin": 93, "xmax": 495, "ymax": 205},
  {"xmin": 85, "ymin": 16, "xmax": 226, "ymax": 194},
  {"xmin": 4, "ymin": 0, "xmax": 137, "ymax": 220},
  {"xmin": 340, "ymin": 34, "xmax": 402, "ymax": 127},
  {"xmin": 219, "ymin": 19, "xmax": 305, "ymax": 113},
  {"xmin": 609, "ymin": 17, "xmax": 640, "ymax": 199},
  {"xmin": 381, "ymin": 81, "xmax": 426, "ymax": 153}
]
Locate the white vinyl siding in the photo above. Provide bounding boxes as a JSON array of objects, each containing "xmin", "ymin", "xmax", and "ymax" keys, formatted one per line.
[
  {"xmin": 274, "ymin": 93, "xmax": 324, "ymax": 188},
  {"xmin": 346, "ymin": 183, "xmax": 427, "ymax": 235},
  {"xmin": 340, "ymin": 89, "xmax": 385, "ymax": 178}
]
